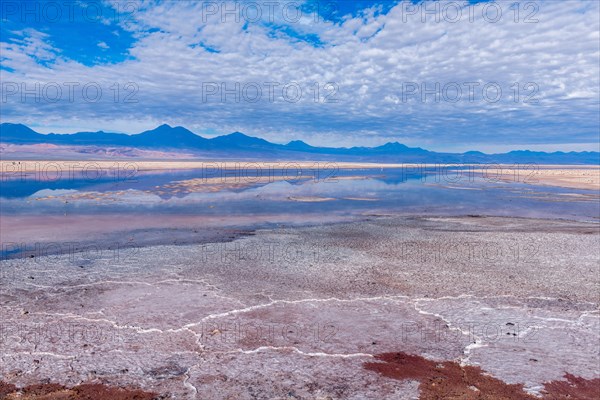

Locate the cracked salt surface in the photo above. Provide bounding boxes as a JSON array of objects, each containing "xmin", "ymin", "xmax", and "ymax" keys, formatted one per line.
[{"xmin": 1, "ymin": 216, "xmax": 598, "ymax": 398}]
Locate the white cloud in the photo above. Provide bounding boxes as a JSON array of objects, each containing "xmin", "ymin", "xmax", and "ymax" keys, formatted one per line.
[{"xmin": 1, "ymin": 0, "xmax": 598, "ymax": 150}]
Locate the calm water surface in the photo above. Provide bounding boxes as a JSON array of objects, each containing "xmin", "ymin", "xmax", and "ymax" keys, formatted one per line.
[{"xmin": 1, "ymin": 166, "xmax": 598, "ymax": 256}]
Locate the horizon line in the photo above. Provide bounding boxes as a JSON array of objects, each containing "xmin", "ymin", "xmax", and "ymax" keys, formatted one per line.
[{"xmin": 1, "ymin": 122, "xmax": 598, "ymax": 155}]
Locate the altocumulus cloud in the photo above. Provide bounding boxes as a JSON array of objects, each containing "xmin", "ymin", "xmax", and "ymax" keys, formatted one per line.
[{"xmin": 0, "ymin": 0, "xmax": 598, "ymax": 151}]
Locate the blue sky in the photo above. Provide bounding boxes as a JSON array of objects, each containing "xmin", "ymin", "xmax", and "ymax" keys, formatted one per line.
[{"xmin": 1, "ymin": 0, "xmax": 599, "ymax": 152}]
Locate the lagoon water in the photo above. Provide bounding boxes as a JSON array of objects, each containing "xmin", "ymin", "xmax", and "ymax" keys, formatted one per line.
[
  {"xmin": 0, "ymin": 165, "xmax": 597, "ymax": 259},
  {"xmin": 1, "ymin": 165, "xmax": 598, "ymax": 259},
  {"xmin": 1, "ymin": 166, "xmax": 598, "ymax": 220}
]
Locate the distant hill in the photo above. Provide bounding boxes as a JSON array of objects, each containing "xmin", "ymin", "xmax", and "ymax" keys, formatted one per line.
[{"xmin": 1, "ymin": 123, "xmax": 598, "ymax": 164}]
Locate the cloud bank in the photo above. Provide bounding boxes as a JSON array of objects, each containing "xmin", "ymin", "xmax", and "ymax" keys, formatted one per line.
[{"xmin": 1, "ymin": 0, "xmax": 599, "ymax": 152}]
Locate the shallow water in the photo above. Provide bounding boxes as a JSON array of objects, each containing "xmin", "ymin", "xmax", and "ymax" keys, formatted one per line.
[
  {"xmin": 2, "ymin": 167, "xmax": 598, "ymax": 217},
  {"xmin": 1, "ymin": 166, "xmax": 598, "ymax": 258}
]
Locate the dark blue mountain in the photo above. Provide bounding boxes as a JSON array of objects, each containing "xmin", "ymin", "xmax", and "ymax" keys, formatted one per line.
[
  {"xmin": 1, "ymin": 122, "xmax": 598, "ymax": 164},
  {"xmin": 209, "ymin": 132, "xmax": 274, "ymax": 149},
  {"xmin": 46, "ymin": 131, "xmax": 131, "ymax": 145},
  {"xmin": 286, "ymin": 140, "xmax": 313, "ymax": 150},
  {"xmin": 0, "ymin": 123, "xmax": 43, "ymax": 143},
  {"xmin": 132, "ymin": 124, "xmax": 209, "ymax": 148}
]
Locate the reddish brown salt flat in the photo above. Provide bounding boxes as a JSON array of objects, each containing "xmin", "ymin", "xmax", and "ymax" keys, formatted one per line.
[
  {"xmin": 542, "ymin": 374, "xmax": 600, "ymax": 399},
  {"xmin": 0, "ymin": 381, "xmax": 157, "ymax": 399},
  {"xmin": 364, "ymin": 352, "xmax": 600, "ymax": 400}
]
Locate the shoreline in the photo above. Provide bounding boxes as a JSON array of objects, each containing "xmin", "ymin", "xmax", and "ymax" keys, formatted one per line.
[
  {"xmin": 2, "ymin": 213, "xmax": 599, "ymax": 261},
  {"xmin": 3, "ymin": 159, "xmax": 600, "ymax": 169},
  {"xmin": 2, "ymin": 160, "xmax": 599, "ymax": 190},
  {"xmin": 469, "ymin": 167, "xmax": 600, "ymax": 190}
]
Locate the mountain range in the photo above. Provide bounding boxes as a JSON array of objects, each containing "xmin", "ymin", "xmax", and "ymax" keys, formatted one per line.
[{"xmin": 1, "ymin": 123, "xmax": 598, "ymax": 164}]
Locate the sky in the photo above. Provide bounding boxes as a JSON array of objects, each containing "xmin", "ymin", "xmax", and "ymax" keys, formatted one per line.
[{"xmin": 0, "ymin": 0, "xmax": 599, "ymax": 152}]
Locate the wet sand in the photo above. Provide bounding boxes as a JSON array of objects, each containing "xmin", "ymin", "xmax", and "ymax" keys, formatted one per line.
[
  {"xmin": 1, "ymin": 216, "xmax": 598, "ymax": 398},
  {"xmin": 0, "ymin": 213, "xmax": 354, "ymax": 256},
  {"xmin": 0, "ymin": 160, "xmax": 407, "ymax": 173},
  {"xmin": 4, "ymin": 161, "xmax": 598, "ymax": 192},
  {"xmin": 470, "ymin": 167, "xmax": 600, "ymax": 190}
]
